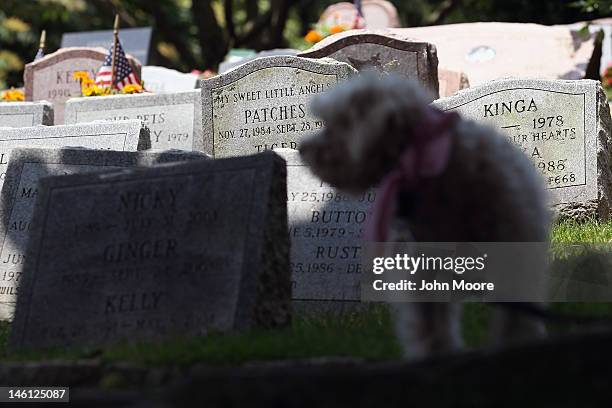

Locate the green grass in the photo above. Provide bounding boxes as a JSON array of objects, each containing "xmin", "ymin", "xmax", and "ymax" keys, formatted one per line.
[
  {"xmin": 551, "ymin": 218, "xmax": 612, "ymax": 243},
  {"xmin": 0, "ymin": 220, "xmax": 608, "ymax": 367},
  {"xmin": 0, "ymin": 305, "xmax": 403, "ymax": 367}
]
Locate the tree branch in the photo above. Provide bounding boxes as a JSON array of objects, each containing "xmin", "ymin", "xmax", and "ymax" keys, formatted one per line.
[
  {"xmin": 431, "ymin": 0, "xmax": 462, "ymax": 25},
  {"xmin": 224, "ymin": 0, "xmax": 236, "ymax": 44},
  {"xmin": 191, "ymin": 0, "xmax": 228, "ymax": 69}
]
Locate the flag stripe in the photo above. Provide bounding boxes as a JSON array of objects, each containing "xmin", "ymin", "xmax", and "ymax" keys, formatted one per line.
[{"xmin": 95, "ymin": 39, "xmax": 139, "ymax": 89}]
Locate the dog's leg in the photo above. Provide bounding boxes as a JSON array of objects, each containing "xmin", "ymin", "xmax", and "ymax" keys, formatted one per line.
[
  {"xmin": 393, "ymin": 302, "xmax": 463, "ymax": 360},
  {"xmin": 489, "ymin": 303, "xmax": 547, "ymax": 345}
]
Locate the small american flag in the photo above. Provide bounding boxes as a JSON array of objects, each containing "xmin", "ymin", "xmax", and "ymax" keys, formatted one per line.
[{"xmin": 95, "ymin": 39, "xmax": 140, "ymax": 89}]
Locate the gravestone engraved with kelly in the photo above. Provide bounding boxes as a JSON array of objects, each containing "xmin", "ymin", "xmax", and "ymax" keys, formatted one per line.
[
  {"xmin": 24, "ymin": 47, "xmax": 142, "ymax": 125},
  {"xmin": 299, "ymin": 31, "xmax": 439, "ymax": 99},
  {"xmin": 277, "ymin": 149, "xmax": 374, "ymax": 302},
  {"xmin": 433, "ymin": 78, "xmax": 612, "ymax": 220},
  {"xmin": 65, "ymin": 90, "xmax": 203, "ymax": 151},
  {"xmin": 0, "ymin": 147, "xmax": 207, "ymax": 320},
  {"xmin": 0, "ymin": 102, "xmax": 53, "ymax": 127},
  {"xmin": 201, "ymin": 56, "xmax": 356, "ymax": 157},
  {"xmin": 0, "ymin": 120, "xmax": 149, "ymax": 191},
  {"xmin": 9, "ymin": 152, "xmax": 290, "ymax": 349}
]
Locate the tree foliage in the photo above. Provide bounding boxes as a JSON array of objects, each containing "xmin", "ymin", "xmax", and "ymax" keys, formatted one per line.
[{"xmin": 0, "ymin": 0, "xmax": 607, "ymax": 88}]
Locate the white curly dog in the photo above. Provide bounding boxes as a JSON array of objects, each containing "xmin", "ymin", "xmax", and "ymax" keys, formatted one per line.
[{"xmin": 299, "ymin": 74, "xmax": 550, "ymax": 360}]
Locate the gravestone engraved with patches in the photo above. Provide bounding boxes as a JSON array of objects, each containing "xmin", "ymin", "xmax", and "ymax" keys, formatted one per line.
[
  {"xmin": 65, "ymin": 90, "xmax": 203, "ymax": 152},
  {"xmin": 433, "ymin": 78, "xmax": 612, "ymax": 220},
  {"xmin": 0, "ymin": 120, "xmax": 150, "ymax": 191},
  {"xmin": 24, "ymin": 47, "xmax": 142, "ymax": 124},
  {"xmin": 0, "ymin": 102, "xmax": 53, "ymax": 127},
  {"xmin": 0, "ymin": 147, "xmax": 206, "ymax": 320},
  {"xmin": 299, "ymin": 31, "xmax": 439, "ymax": 99},
  {"xmin": 9, "ymin": 152, "xmax": 290, "ymax": 349},
  {"xmin": 201, "ymin": 56, "xmax": 356, "ymax": 157},
  {"xmin": 277, "ymin": 149, "xmax": 375, "ymax": 303}
]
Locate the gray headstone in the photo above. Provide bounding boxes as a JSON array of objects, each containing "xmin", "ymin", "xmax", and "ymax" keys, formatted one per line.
[
  {"xmin": 0, "ymin": 102, "xmax": 53, "ymax": 127},
  {"xmin": 65, "ymin": 90, "xmax": 203, "ymax": 152},
  {"xmin": 0, "ymin": 120, "xmax": 150, "ymax": 191},
  {"xmin": 277, "ymin": 149, "xmax": 374, "ymax": 303},
  {"xmin": 219, "ymin": 49, "xmax": 299, "ymax": 74},
  {"xmin": 141, "ymin": 66, "xmax": 199, "ymax": 93},
  {"xmin": 299, "ymin": 31, "xmax": 439, "ymax": 99},
  {"xmin": 24, "ymin": 47, "xmax": 142, "ymax": 125},
  {"xmin": 0, "ymin": 147, "xmax": 207, "ymax": 320},
  {"xmin": 61, "ymin": 27, "xmax": 152, "ymax": 65},
  {"xmin": 432, "ymin": 78, "xmax": 612, "ymax": 221},
  {"xmin": 10, "ymin": 151, "xmax": 290, "ymax": 350},
  {"xmin": 201, "ymin": 56, "xmax": 356, "ymax": 157}
]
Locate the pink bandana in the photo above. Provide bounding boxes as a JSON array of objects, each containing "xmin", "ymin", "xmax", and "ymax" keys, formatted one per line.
[{"xmin": 364, "ymin": 108, "xmax": 459, "ymax": 242}]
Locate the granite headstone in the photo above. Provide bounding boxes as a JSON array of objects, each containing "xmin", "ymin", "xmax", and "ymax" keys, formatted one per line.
[
  {"xmin": 0, "ymin": 101, "xmax": 53, "ymax": 127},
  {"xmin": 0, "ymin": 147, "xmax": 207, "ymax": 320},
  {"xmin": 438, "ymin": 68, "xmax": 470, "ymax": 97},
  {"xmin": 219, "ymin": 49, "xmax": 299, "ymax": 74},
  {"xmin": 24, "ymin": 47, "xmax": 142, "ymax": 124},
  {"xmin": 0, "ymin": 120, "xmax": 150, "ymax": 191},
  {"xmin": 141, "ymin": 66, "xmax": 199, "ymax": 93},
  {"xmin": 9, "ymin": 151, "xmax": 290, "ymax": 349},
  {"xmin": 61, "ymin": 27, "xmax": 152, "ymax": 65},
  {"xmin": 299, "ymin": 31, "xmax": 439, "ymax": 99},
  {"xmin": 201, "ymin": 56, "xmax": 356, "ymax": 157},
  {"xmin": 277, "ymin": 149, "xmax": 374, "ymax": 303},
  {"xmin": 65, "ymin": 90, "xmax": 202, "ymax": 151},
  {"xmin": 397, "ymin": 23, "xmax": 599, "ymax": 86},
  {"xmin": 433, "ymin": 78, "xmax": 612, "ymax": 220}
]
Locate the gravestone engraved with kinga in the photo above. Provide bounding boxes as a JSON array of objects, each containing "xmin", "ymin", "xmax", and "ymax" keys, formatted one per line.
[
  {"xmin": 0, "ymin": 147, "xmax": 207, "ymax": 320},
  {"xmin": 0, "ymin": 120, "xmax": 150, "ymax": 190},
  {"xmin": 9, "ymin": 152, "xmax": 290, "ymax": 349},
  {"xmin": 0, "ymin": 101, "xmax": 53, "ymax": 127},
  {"xmin": 24, "ymin": 47, "xmax": 142, "ymax": 125},
  {"xmin": 277, "ymin": 150, "xmax": 374, "ymax": 303},
  {"xmin": 201, "ymin": 56, "xmax": 356, "ymax": 157},
  {"xmin": 433, "ymin": 79, "xmax": 612, "ymax": 221},
  {"xmin": 299, "ymin": 31, "xmax": 439, "ymax": 99},
  {"xmin": 65, "ymin": 90, "xmax": 203, "ymax": 151}
]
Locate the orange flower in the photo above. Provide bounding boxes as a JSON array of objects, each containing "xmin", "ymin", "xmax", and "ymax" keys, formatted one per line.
[
  {"xmin": 305, "ymin": 30, "xmax": 323, "ymax": 43},
  {"xmin": 330, "ymin": 25, "xmax": 346, "ymax": 34}
]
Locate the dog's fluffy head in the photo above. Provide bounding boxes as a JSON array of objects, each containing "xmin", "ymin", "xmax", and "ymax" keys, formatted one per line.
[{"xmin": 299, "ymin": 74, "xmax": 433, "ymax": 192}]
